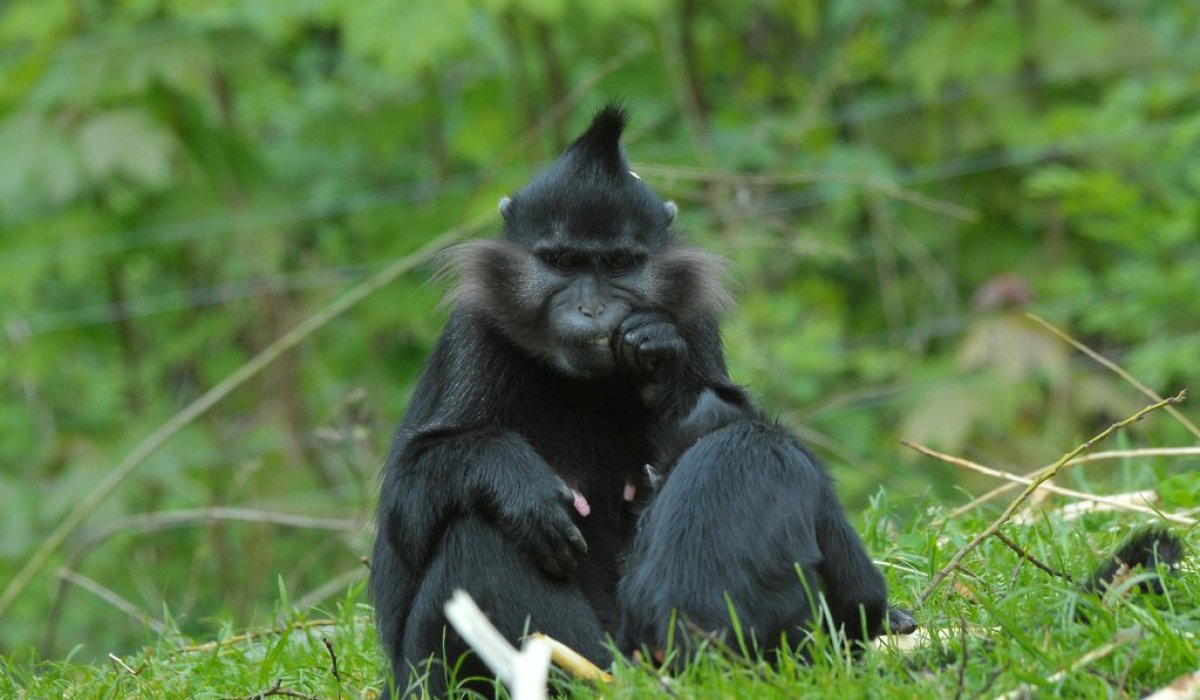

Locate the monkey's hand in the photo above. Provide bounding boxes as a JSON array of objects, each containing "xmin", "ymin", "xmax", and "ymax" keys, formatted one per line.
[
  {"xmin": 612, "ymin": 311, "xmax": 687, "ymax": 381},
  {"xmin": 495, "ymin": 472, "xmax": 589, "ymax": 579}
]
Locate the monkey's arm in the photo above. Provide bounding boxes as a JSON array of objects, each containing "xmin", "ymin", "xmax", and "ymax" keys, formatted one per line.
[
  {"xmin": 613, "ymin": 311, "xmax": 756, "ymax": 466},
  {"xmin": 380, "ymin": 426, "xmax": 587, "ymax": 578}
]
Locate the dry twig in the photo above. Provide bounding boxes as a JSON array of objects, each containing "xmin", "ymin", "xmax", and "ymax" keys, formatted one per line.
[
  {"xmin": 940, "ymin": 447, "xmax": 1200, "ymax": 522},
  {"xmin": 322, "ymin": 636, "xmax": 341, "ymax": 683},
  {"xmin": 526, "ymin": 633, "xmax": 612, "ymax": 683},
  {"xmin": 107, "ymin": 652, "xmax": 142, "ymax": 676},
  {"xmin": 904, "ymin": 441, "xmax": 1196, "ymax": 525},
  {"xmin": 992, "ymin": 531, "xmax": 1072, "ymax": 582},
  {"xmin": 915, "ymin": 391, "xmax": 1186, "ymax": 608},
  {"xmin": 1041, "ymin": 489, "xmax": 1160, "ymax": 524}
]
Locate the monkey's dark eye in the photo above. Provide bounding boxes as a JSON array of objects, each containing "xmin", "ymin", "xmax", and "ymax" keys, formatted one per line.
[
  {"xmin": 539, "ymin": 251, "xmax": 580, "ymax": 273},
  {"xmin": 602, "ymin": 253, "xmax": 639, "ymax": 275}
]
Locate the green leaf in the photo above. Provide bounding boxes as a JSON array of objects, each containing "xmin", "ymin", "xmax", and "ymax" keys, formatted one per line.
[{"xmin": 77, "ymin": 109, "xmax": 176, "ymax": 188}]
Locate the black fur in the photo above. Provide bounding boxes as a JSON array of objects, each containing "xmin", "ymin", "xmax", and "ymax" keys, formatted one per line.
[
  {"xmin": 1083, "ymin": 528, "xmax": 1184, "ymax": 595},
  {"xmin": 370, "ymin": 104, "xmax": 899, "ymax": 696},
  {"xmin": 615, "ymin": 378, "xmax": 895, "ymax": 661}
]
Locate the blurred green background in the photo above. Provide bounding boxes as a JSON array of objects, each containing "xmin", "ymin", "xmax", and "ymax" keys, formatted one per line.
[{"xmin": 1, "ymin": 0, "xmax": 1197, "ymax": 662}]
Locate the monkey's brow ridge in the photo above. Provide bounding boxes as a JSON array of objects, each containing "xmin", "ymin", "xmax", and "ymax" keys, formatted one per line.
[{"xmin": 533, "ymin": 241, "xmax": 649, "ymax": 258}]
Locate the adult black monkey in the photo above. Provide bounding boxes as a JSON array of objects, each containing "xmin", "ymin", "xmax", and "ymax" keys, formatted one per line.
[
  {"xmin": 371, "ymin": 104, "xmax": 906, "ymax": 696},
  {"xmin": 370, "ymin": 104, "xmax": 741, "ymax": 696}
]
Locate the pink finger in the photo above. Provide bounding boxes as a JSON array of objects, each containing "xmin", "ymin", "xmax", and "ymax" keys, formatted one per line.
[{"xmin": 572, "ymin": 490, "xmax": 591, "ymax": 517}]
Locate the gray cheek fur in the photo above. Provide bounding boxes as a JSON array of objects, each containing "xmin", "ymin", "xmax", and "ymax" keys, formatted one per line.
[
  {"xmin": 439, "ymin": 239, "xmax": 605, "ymax": 375},
  {"xmin": 646, "ymin": 245, "xmax": 734, "ymax": 321}
]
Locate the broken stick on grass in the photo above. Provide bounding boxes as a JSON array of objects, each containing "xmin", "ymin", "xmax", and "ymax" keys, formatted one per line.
[
  {"xmin": 444, "ymin": 590, "xmax": 553, "ymax": 700},
  {"xmin": 527, "ymin": 633, "xmax": 613, "ymax": 683},
  {"xmin": 914, "ymin": 390, "xmax": 1186, "ymax": 609}
]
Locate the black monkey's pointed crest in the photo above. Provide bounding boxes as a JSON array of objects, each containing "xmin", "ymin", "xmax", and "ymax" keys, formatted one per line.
[
  {"xmin": 566, "ymin": 103, "xmax": 631, "ymax": 176},
  {"xmin": 502, "ymin": 101, "xmax": 675, "ymax": 246}
]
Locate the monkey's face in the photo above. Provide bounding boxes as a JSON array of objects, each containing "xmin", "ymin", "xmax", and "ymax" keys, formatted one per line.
[
  {"xmin": 440, "ymin": 235, "xmax": 650, "ymax": 378},
  {"xmin": 532, "ymin": 240, "xmax": 648, "ymax": 376},
  {"xmin": 438, "ymin": 105, "xmax": 733, "ymax": 378},
  {"xmin": 441, "ymin": 232, "xmax": 732, "ymax": 379}
]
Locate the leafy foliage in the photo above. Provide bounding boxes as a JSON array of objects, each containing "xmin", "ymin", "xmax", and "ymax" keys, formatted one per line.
[{"xmin": 0, "ymin": 0, "xmax": 1196, "ymax": 680}]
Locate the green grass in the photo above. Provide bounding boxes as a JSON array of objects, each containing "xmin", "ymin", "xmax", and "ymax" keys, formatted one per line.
[{"xmin": 3, "ymin": 498, "xmax": 1196, "ymax": 699}]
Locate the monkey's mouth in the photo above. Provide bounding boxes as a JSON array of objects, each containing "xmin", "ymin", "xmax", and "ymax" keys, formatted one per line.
[{"xmin": 564, "ymin": 333, "xmax": 613, "ymax": 349}]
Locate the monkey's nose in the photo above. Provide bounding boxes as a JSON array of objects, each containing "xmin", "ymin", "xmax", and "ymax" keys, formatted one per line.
[{"xmin": 578, "ymin": 302, "xmax": 605, "ymax": 318}]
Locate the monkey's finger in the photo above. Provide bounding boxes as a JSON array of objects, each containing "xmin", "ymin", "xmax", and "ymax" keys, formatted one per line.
[
  {"xmin": 615, "ymin": 336, "xmax": 643, "ymax": 374},
  {"xmin": 565, "ymin": 523, "xmax": 589, "ymax": 555},
  {"xmin": 616, "ymin": 311, "xmax": 661, "ymax": 335},
  {"xmin": 641, "ymin": 338, "xmax": 687, "ymax": 363},
  {"xmin": 554, "ymin": 481, "xmax": 576, "ymax": 505}
]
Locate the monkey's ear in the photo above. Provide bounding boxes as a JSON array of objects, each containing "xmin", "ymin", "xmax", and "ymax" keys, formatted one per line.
[
  {"xmin": 664, "ymin": 201, "xmax": 678, "ymax": 223},
  {"xmin": 498, "ymin": 196, "xmax": 514, "ymax": 219}
]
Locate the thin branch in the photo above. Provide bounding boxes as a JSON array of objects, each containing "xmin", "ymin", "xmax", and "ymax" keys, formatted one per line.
[
  {"xmin": 903, "ymin": 440, "xmax": 1196, "ymax": 525},
  {"xmin": 1027, "ymin": 313, "xmax": 1200, "ymax": 440},
  {"xmin": 1039, "ymin": 490, "xmax": 1161, "ymax": 524},
  {"xmin": 107, "ymin": 652, "xmax": 143, "ymax": 676},
  {"xmin": 915, "ymin": 391, "xmax": 1186, "ymax": 608},
  {"xmin": 936, "ymin": 447, "xmax": 1200, "ymax": 524},
  {"xmin": 992, "ymin": 531, "xmax": 1072, "ymax": 581},
  {"xmin": 322, "ymin": 636, "xmax": 341, "ymax": 684},
  {"xmin": 57, "ymin": 568, "xmax": 167, "ymax": 634}
]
